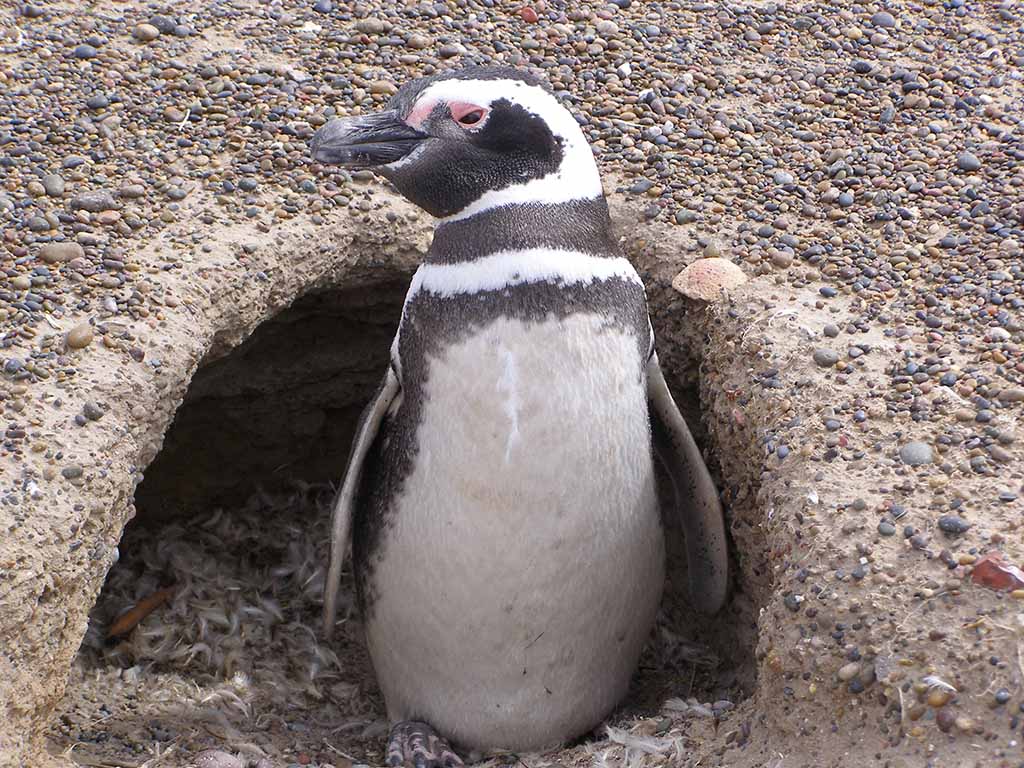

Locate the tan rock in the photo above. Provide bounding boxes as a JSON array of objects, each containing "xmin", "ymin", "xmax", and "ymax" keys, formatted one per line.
[
  {"xmin": 38, "ymin": 242, "xmax": 84, "ymax": 263},
  {"xmin": 671, "ymin": 257, "xmax": 748, "ymax": 302},
  {"xmin": 66, "ymin": 323, "xmax": 94, "ymax": 350}
]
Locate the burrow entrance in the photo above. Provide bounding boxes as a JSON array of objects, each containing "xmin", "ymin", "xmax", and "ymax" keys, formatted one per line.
[{"xmin": 49, "ymin": 272, "xmax": 762, "ymax": 768}]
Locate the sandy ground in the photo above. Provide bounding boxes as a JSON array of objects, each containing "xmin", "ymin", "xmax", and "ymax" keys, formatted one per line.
[{"xmin": 1, "ymin": 0, "xmax": 1023, "ymax": 767}]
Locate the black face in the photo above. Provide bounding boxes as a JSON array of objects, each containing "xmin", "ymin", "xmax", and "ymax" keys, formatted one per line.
[{"xmin": 310, "ymin": 67, "xmax": 565, "ymax": 218}]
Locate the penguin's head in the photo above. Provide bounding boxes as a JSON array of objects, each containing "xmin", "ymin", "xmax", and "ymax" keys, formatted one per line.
[{"xmin": 310, "ymin": 66, "xmax": 602, "ymax": 219}]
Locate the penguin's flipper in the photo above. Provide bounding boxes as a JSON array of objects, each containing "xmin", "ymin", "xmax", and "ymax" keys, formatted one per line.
[
  {"xmin": 646, "ymin": 353, "xmax": 728, "ymax": 615},
  {"xmin": 323, "ymin": 367, "xmax": 401, "ymax": 637}
]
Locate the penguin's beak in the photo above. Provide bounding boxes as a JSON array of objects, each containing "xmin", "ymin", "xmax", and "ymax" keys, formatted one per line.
[{"xmin": 310, "ymin": 110, "xmax": 427, "ymax": 168}]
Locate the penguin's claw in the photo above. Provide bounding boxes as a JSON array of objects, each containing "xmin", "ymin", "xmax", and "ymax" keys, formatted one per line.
[{"xmin": 387, "ymin": 721, "xmax": 463, "ymax": 768}]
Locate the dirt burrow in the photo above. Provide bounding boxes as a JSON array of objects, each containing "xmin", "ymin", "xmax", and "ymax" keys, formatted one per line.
[
  {"xmin": 8, "ymin": 193, "xmax": 1023, "ymax": 768},
  {"xmin": 46, "ymin": 202, "xmax": 763, "ymax": 768}
]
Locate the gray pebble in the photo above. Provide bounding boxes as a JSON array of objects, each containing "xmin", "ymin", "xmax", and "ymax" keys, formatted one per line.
[
  {"xmin": 42, "ymin": 174, "xmax": 65, "ymax": 196},
  {"xmin": 61, "ymin": 464, "xmax": 84, "ymax": 480},
  {"xmin": 812, "ymin": 348, "xmax": 839, "ymax": 367},
  {"xmin": 71, "ymin": 190, "xmax": 117, "ymax": 212},
  {"xmin": 957, "ymin": 152, "xmax": 981, "ymax": 172},
  {"xmin": 83, "ymin": 401, "xmax": 105, "ymax": 421},
  {"xmin": 194, "ymin": 751, "xmax": 242, "ymax": 768},
  {"xmin": 899, "ymin": 441, "xmax": 933, "ymax": 466},
  {"xmin": 871, "ymin": 11, "xmax": 896, "ymax": 28},
  {"xmin": 937, "ymin": 515, "xmax": 970, "ymax": 535}
]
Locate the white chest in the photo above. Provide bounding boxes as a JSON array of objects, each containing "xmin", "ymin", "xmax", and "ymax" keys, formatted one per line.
[{"xmin": 366, "ymin": 314, "xmax": 665, "ymax": 751}]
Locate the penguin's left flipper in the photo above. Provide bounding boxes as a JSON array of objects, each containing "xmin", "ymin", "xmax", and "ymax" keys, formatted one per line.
[
  {"xmin": 386, "ymin": 721, "xmax": 463, "ymax": 768},
  {"xmin": 647, "ymin": 353, "xmax": 729, "ymax": 615},
  {"xmin": 323, "ymin": 367, "xmax": 401, "ymax": 637}
]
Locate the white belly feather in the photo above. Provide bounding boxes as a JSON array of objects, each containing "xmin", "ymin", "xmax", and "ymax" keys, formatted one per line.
[{"xmin": 367, "ymin": 313, "xmax": 664, "ymax": 751}]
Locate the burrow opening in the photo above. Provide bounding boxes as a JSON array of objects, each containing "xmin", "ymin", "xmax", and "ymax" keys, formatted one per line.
[{"xmin": 50, "ymin": 272, "xmax": 762, "ymax": 767}]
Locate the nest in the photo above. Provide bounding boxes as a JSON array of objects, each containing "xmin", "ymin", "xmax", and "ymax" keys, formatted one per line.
[{"xmin": 53, "ymin": 484, "xmax": 733, "ymax": 768}]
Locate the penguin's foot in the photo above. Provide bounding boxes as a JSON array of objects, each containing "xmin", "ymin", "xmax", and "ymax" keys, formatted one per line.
[{"xmin": 386, "ymin": 720, "xmax": 463, "ymax": 768}]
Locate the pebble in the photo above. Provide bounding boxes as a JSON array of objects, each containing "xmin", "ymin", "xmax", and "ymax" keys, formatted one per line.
[
  {"xmin": 82, "ymin": 401, "xmax": 104, "ymax": 421},
  {"xmin": 66, "ymin": 324, "xmax": 94, "ymax": 350},
  {"xmin": 871, "ymin": 11, "xmax": 896, "ymax": 28},
  {"xmin": 899, "ymin": 442, "xmax": 933, "ymax": 466},
  {"xmin": 39, "ymin": 242, "xmax": 84, "ymax": 264},
  {"xmin": 61, "ymin": 464, "xmax": 83, "ymax": 480},
  {"xmin": 355, "ymin": 18, "xmax": 385, "ymax": 34},
  {"xmin": 132, "ymin": 23, "xmax": 160, "ymax": 41},
  {"xmin": 971, "ymin": 554, "xmax": 1024, "ymax": 591},
  {"xmin": 41, "ymin": 174, "xmax": 65, "ymax": 196},
  {"xmin": 927, "ymin": 687, "xmax": 953, "ymax": 708},
  {"xmin": 194, "ymin": 751, "xmax": 243, "ymax": 768},
  {"xmin": 936, "ymin": 707, "xmax": 955, "ymax": 732},
  {"xmin": 671, "ymin": 259, "xmax": 748, "ymax": 302},
  {"xmin": 812, "ymin": 349, "xmax": 839, "ymax": 367},
  {"xmin": 838, "ymin": 662, "xmax": 860, "ymax": 681},
  {"xmin": 71, "ymin": 190, "xmax": 117, "ymax": 212},
  {"xmin": 937, "ymin": 515, "xmax": 970, "ymax": 535},
  {"xmin": 957, "ymin": 152, "xmax": 982, "ymax": 172},
  {"xmin": 997, "ymin": 388, "xmax": 1024, "ymax": 404},
  {"xmin": 369, "ymin": 80, "xmax": 397, "ymax": 96}
]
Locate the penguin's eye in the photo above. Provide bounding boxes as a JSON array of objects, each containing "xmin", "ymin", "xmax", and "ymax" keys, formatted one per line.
[{"xmin": 450, "ymin": 102, "xmax": 488, "ymax": 129}]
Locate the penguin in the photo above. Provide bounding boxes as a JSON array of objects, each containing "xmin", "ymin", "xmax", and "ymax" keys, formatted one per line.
[{"xmin": 310, "ymin": 66, "xmax": 728, "ymax": 766}]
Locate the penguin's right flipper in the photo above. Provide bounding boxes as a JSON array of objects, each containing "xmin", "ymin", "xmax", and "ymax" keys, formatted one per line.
[
  {"xmin": 646, "ymin": 353, "xmax": 728, "ymax": 615},
  {"xmin": 323, "ymin": 367, "xmax": 401, "ymax": 637}
]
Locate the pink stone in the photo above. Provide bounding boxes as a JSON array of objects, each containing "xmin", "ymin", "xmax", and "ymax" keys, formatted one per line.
[{"xmin": 671, "ymin": 257, "xmax": 748, "ymax": 302}]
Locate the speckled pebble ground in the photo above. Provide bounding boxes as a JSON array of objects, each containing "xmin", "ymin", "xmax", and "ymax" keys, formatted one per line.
[{"xmin": 2, "ymin": 1, "xmax": 1023, "ymax": 767}]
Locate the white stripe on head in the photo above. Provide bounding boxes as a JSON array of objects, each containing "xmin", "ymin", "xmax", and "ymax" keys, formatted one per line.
[
  {"xmin": 407, "ymin": 248, "xmax": 641, "ymax": 298},
  {"xmin": 408, "ymin": 78, "xmax": 603, "ymax": 222}
]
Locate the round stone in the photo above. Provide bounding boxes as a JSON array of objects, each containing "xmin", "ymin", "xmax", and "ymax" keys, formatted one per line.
[
  {"xmin": 812, "ymin": 348, "xmax": 840, "ymax": 367},
  {"xmin": 132, "ymin": 23, "xmax": 160, "ymax": 41},
  {"xmin": 899, "ymin": 442, "xmax": 933, "ymax": 466},
  {"xmin": 39, "ymin": 242, "xmax": 84, "ymax": 264},
  {"xmin": 997, "ymin": 388, "xmax": 1024, "ymax": 404},
  {"xmin": 41, "ymin": 174, "xmax": 65, "ymax": 196},
  {"xmin": 194, "ymin": 750, "xmax": 243, "ymax": 768},
  {"xmin": 66, "ymin": 323, "xmax": 94, "ymax": 349},
  {"xmin": 671, "ymin": 258, "xmax": 748, "ymax": 302},
  {"xmin": 957, "ymin": 152, "xmax": 981, "ymax": 172},
  {"xmin": 369, "ymin": 80, "xmax": 397, "ymax": 96},
  {"xmin": 61, "ymin": 464, "xmax": 84, "ymax": 480},
  {"xmin": 355, "ymin": 18, "xmax": 386, "ymax": 34},
  {"xmin": 937, "ymin": 515, "xmax": 970, "ymax": 535}
]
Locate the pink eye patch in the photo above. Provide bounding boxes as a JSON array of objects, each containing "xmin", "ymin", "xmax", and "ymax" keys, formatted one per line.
[
  {"xmin": 448, "ymin": 101, "xmax": 488, "ymax": 127},
  {"xmin": 406, "ymin": 98, "xmax": 489, "ymax": 130}
]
